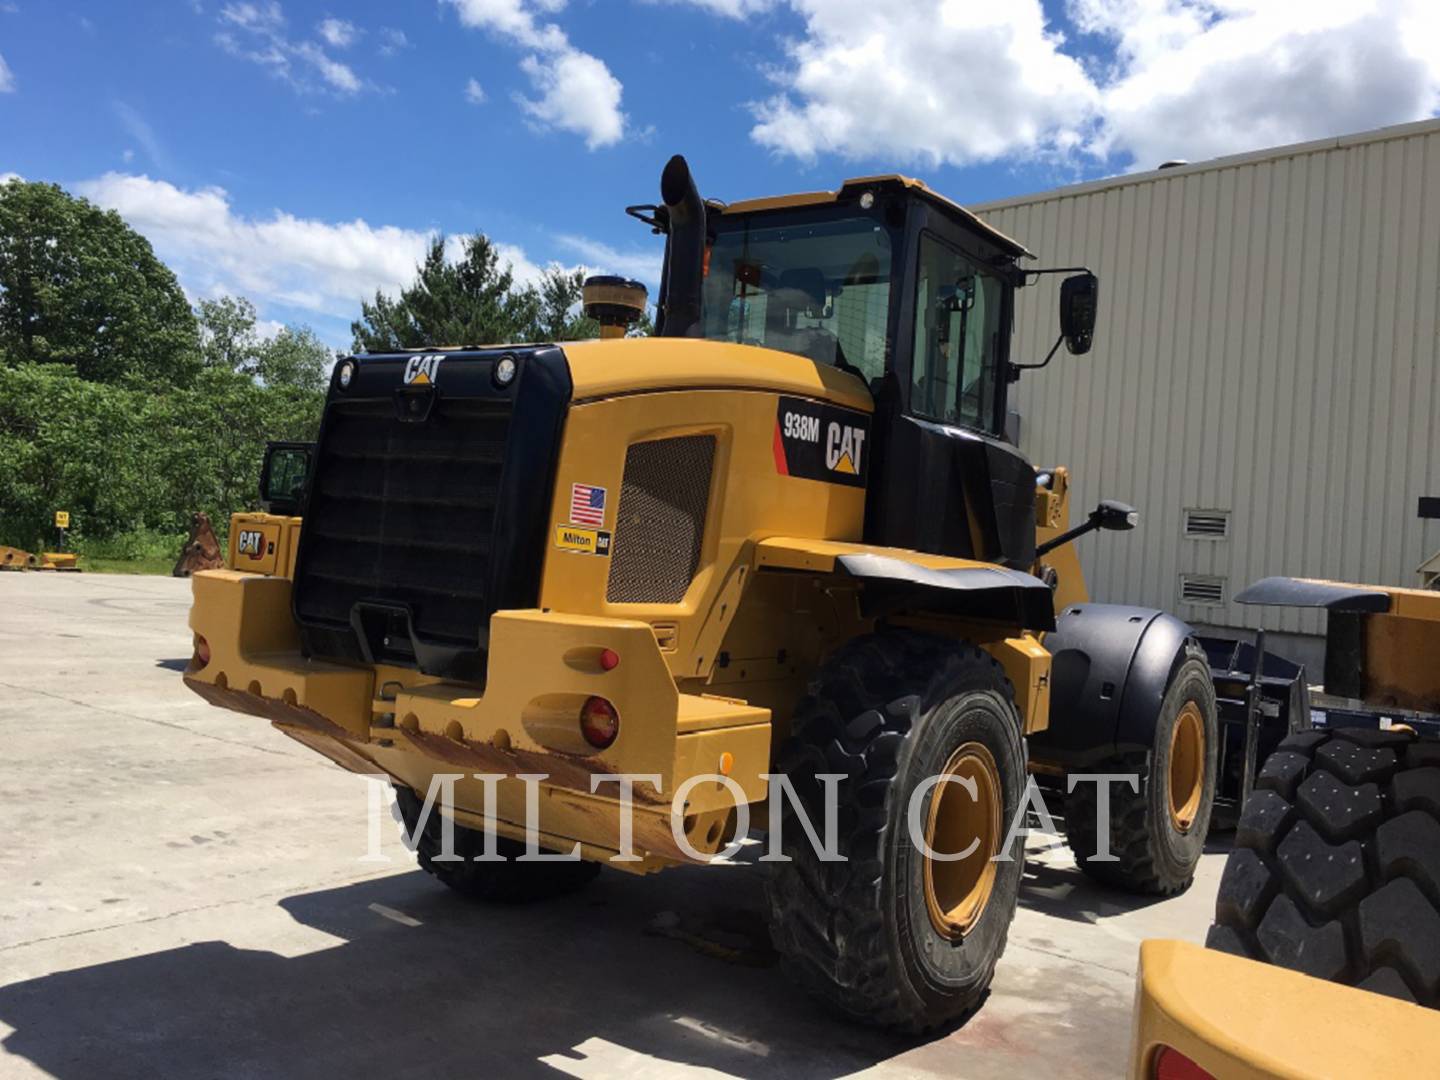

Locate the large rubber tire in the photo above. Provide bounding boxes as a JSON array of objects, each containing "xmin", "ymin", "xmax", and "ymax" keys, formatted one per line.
[
  {"xmin": 393, "ymin": 785, "xmax": 599, "ymax": 902},
  {"xmin": 1208, "ymin": 727, "xmax": 1440, "ymax": 1005},
  {"xmin": 1065, "ymin": 641, "xmax": 1218, "ymax": 895},
  {"xmin": 764, "ymin": 630, "xmax": 1027, "ymax": 1033}
]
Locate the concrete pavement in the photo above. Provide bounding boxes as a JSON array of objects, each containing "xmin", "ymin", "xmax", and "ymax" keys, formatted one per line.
[{"xmin": 0, "ymin": 572, "xmax": 1225, "ymax": 1078}]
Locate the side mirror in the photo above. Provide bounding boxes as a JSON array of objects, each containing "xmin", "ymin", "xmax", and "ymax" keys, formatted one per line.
[
  {"xmin": 1059, "ymin": 272, "xmax": 1098, "ymax": 355},
  {"xmin": 1092, "ymin": 499, "xmax": 1138, "ymax": 531}
]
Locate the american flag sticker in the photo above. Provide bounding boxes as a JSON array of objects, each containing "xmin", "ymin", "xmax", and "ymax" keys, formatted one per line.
[{"xmin": 569, "ymin": 483, "xmax": 607, "ymax": 527}]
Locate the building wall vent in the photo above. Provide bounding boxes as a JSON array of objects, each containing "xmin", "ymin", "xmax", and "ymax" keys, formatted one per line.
[
  {"xmin": 1184, "ymin": 509, "xmax": 1230, "ymax": 539},
  {"xmin": 1180, "ymin": 575, "xmax": 1227, "ymax": 607}
]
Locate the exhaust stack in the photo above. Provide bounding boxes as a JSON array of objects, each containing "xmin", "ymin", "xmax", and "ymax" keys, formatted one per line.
[{"xmin": 658, "ymin": 155, "xmax": 705, "ymax": 338}]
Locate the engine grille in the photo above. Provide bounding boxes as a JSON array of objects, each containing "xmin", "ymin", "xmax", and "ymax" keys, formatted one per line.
[
  {"xmin": 606, "ymin": 435, "xmax": 716, "ymax": 604},
  {"xmin": 290, "ymin": 347, "xmax": 571, "ymax": 682},
  {"xmin": 295, "ymin": 395, "xmax": 510, "ymax": 646}
]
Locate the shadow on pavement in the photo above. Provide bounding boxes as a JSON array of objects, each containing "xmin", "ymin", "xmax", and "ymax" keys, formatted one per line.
[
  {"xmin": 0, "ymin": 867, "xmax": 924, "ymax": 1080},
  {"xmin": 0, "ymin": 829, "xmax": 1198, "ymax": 1079}
]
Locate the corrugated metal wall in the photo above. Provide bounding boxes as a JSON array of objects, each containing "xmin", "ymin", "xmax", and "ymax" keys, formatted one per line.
[{"xmin": 973, "ymin": 119, "xmax": 1440, "ymax": 637}]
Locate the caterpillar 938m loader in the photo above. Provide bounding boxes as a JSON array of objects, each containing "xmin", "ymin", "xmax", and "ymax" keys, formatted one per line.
[{"xmin": 186, "ymin": 155, "xmax": 1230, "ymax": 1031}]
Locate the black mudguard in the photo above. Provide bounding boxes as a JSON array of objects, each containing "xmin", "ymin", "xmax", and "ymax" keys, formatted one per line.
[{"xmin": 1028, "ymin": 603, "xmax": 1196, "ymax": 770}]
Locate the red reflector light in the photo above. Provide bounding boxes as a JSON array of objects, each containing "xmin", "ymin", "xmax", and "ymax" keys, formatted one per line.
[
  {"xmin": 1154, "ymin": 1047, "xmax": 1214, "ymax": 1080},
  {"xmin": 599, "ymin": 648, "xmax": 620, "ymax": 671},
  {"xmin": 580, "ymin": 696, "xmax": 619, "ymax": 750},
  {"xmin": 194, "ymin": 635, "xmax": 211, "ymax": 668}
]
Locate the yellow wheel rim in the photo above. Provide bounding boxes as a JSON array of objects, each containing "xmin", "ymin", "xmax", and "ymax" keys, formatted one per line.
[
  {"xmin": 1168, "ymin": 702, "xmax": 1206, "ymax": 833},
  {"xmin": 923, "ymin": 742, "xmax": 1003, "ymax": 940}
]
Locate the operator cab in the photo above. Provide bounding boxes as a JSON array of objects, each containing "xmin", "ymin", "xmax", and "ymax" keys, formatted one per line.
[{"xmin": 638, "ymin": 158, "xmax": 1098, "ymax": 571}]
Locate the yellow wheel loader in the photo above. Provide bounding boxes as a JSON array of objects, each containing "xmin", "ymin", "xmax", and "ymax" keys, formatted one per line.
[
  {"xmin": 1130, "ymin": 579, "xmax": 1440, "ymax": 1077},
  {"xmin": 186, "ymin": 156, "xmax": 1229, "ymax": 1031}
]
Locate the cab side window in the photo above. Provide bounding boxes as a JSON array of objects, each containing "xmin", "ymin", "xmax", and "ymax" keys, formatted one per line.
[{"xmin": 911, "ymin": 234, "xmax": 1002, "ymax": 432}]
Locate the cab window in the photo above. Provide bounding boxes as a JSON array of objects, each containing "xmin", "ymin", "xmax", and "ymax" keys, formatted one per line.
[
  {"xmin": 699, "ymin": 213, "xmax": 893, "ymax": 385},
  {"xmin": 911, "ymin": 233, "xmax": 1002, "ymax": 432}
]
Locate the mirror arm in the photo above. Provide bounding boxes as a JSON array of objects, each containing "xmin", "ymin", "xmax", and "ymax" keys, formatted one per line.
[
  {"xmin": 1022, "ymin": 265, "xmax": 1095, "ymax": 282},
  {"xmin": 1007, "ymin": 334, "xmax": 1064, "ymax": 382},
  {"xmin": 1035, "ymin": 516, "xmax": 1099, "ymax": 560}
]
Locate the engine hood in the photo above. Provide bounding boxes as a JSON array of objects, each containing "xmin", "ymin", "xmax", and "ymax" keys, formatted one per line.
[{"xmin": 560, "ymin": 337, "xmax": 874, "ymax": 412}]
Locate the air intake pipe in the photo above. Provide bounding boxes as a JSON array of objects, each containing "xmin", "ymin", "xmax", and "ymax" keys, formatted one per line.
[{"xmin": 658, "ymin": 154, "xmax": 705, "ymax": 338}]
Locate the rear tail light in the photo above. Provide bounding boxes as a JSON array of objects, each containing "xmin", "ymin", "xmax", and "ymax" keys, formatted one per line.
[
  {"xmin": 1154, "ymin": 1047, "xmax": 1213, "ymax": 1080},
  {"xmin": 193, "ymin": 635, "xmax": 211, "ymax": 669},
  {"xmin": 580, "ymin": 696, "xmax": 619, "ymax": 750},
  {"xmin": 599, "ymin": 648, "xmax": 621, "ymax": 671}
]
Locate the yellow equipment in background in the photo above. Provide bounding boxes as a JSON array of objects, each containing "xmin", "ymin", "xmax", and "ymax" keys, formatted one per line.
[{"xmin": 1131, "ymin": 579, "xmax": 1440, "ymax": 1077}]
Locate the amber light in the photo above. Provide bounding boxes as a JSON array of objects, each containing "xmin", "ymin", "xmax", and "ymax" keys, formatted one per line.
[
  {"xmin": 580, "ymin": 696, "xmax": 619, "ymax": 750},
  {"xmin": 599, "ymin": 648, "xmax": 621, "ymax": 671},
  {"xmin": 194, "ymin": 635, "xmax": 211, "ymax": 669},
  {"xmin": 1154, "ymin": 1047, "xmax": 1213, "ymax": 1080}
]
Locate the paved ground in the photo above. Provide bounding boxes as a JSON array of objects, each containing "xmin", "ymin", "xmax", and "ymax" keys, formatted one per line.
[{"xmin": 0, "ymin": 573, "xmax": 1227, "ymax": 1079}]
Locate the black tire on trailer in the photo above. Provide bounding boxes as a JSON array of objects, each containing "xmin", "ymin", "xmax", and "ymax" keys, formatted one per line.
[
  {"xmin": 764, "ymin": 630, "xmax": 1027, "ymax": 1033},
  {"xmin": 1065, "ymin": 641, "xmax": 1218, "ymax": 895},
  {"xmin": 1207, "ymin": 727, "xmax": 1440, "ymax": 1005},
  {"xmin": 393, "ymin": 785, "xmax": 599, "ymax": 902}
]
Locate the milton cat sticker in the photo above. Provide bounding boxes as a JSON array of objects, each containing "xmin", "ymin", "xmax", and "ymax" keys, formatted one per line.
[{"xmin": 773, "ymin": 396, "xmax": 870, "ymax": 487}]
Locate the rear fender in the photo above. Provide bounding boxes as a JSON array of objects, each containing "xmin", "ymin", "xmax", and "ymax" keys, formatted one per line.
[{"xmin": 1030, "ymin": 602, "xmax": 1194, "ymax": 768}]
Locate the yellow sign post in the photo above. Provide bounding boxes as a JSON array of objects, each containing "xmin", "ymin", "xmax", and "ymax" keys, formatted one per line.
[{"xmin": 54, "ymin": 510, "xmax": 70, "ymax": 529}]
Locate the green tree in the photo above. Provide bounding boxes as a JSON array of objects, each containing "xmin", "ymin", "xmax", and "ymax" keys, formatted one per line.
[
  {"xmin": 255, "ymin": 325, "xmax": 333, "ymax": 392},
  {"xmin": 0, "ymin": 179, "xmax": 200, "ymax": 385},
  {"xmin": 351, "ymin": 233, "xmax": 624, "ymax": 351},
  {"xmin": 197, "ymin": 296, "xmax": 261, "ymax": 373}
]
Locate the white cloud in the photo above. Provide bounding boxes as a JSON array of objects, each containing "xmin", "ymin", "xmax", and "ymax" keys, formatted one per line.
[
  {"xmin": 1078, "ymin": 0, "xmax": 1440, "ymax": 168},
  {"xmin": 444, "ymin": 0, "xmax": 627, "ymax": 149},
  {"xmin": 0, "ymin": 51, "xmax": 14, "ymax": 92},
  {"xmin": 0, "ymin": 171, "xmax": 22, "ymax": 184},
  {"xmin": 219, "ymin": 1, "xmax": 283, "ymax": 32},
  {"xmin": 112, "ymin": 102, "xmax": 169, "ymax": 171},
  {"xmin": 216, "ymin": 1, "xmax": 365, "ymax": 96},
  {"xmin": 679, "ymin": 0, "xmax": 1440, "ymax": 171},
  {"xmin": 517, "ymin": 50, "xmax": 625, "ymax": 149},
  {"xmin": 72, "ymin": 172, "xmax": 549, "ymax": 322},
  {"xmin": 377, "ymin": 27, "xmax": 410, "ymax": 56},
  {"xmin": 749, "ymin": 1, "xmax": 1097, "ymax": 167},
  {"xmin": 555, "ymin": 234, "xmax": 663, "ymax": 286},
  {"xmin": 464, "ymin": 77, "xmax": 487, "ymax": 105},
  {"xmin": 646, "ymin": 0, "xmax": 778, "ymax": 16},
  {"xmin": 316, "ymin": 16, "xmax": 359, "ymax": 49}
]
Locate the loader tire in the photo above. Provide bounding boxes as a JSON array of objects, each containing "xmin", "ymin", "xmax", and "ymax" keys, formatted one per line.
[
  {"xmin": 1207, "ymin": 728, "xmax": 1440, "ymax": 1006},
  {"xmin": 1065, "ymin": 641, "xmax": 1217, "ymax": 895},
  {"xmin": 764, "ymin": 631, "xmax": 1027, "ymax": 1033},
  {"xmin": 394, "ymin": 785, "xmax": 599, "ymax": 903}
]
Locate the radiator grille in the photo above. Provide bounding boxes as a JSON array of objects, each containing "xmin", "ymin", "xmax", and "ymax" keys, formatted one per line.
[
  {"xmin": 294, "ymin": 395, "xmax": 511, "ymax": 647},
  {"xmin": 606, "ymin": 435, "xmax": 715, "ymax": 604}
]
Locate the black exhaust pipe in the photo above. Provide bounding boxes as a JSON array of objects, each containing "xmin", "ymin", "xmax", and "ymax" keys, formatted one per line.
[{"xmin": 658, "ymin": 155, "xmax": 705, "ymax": 338}]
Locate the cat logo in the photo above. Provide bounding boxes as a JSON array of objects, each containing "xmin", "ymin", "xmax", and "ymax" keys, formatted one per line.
[
  {"xmin": 403, "ymin": 354, "xmax": 445, "ymax": 385},
  {"xmin": 825, "ymin": 422, "xmax": 866, "ymax": 475},
  {"xmin": 773, "ymin": 396, "xmax": 870, "ymax": 488},
  {"xmin": 236, "ymin": 530, "xmax": 265, "ymax": 558}
]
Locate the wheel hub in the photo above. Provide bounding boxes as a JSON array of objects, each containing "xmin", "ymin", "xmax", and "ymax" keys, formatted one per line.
[
  {"xmin": 923, "ymin": 741, "xmax": 1003, "ymax": 940},
  {"xmin": 1168, "ymin": 702, "xmax": 1205, "ymax": 833}
]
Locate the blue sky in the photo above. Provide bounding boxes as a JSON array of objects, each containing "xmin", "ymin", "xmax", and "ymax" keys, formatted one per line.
[{"xmin": 2, "ymin": 1, "xmax": 1438, "ymax": 347}]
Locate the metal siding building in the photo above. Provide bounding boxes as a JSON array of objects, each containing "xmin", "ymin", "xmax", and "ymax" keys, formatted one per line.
[{"xmin": 972, "ymin": 119, "xmax": 1440, "ymax": 654}]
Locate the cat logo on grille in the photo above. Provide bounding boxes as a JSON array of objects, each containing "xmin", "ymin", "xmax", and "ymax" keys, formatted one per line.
[{"xmin": 403, "ymin": 354, "xmax": 445, "ymax": 385}]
